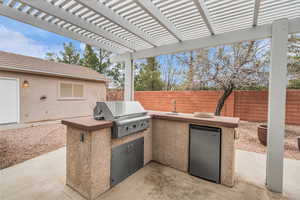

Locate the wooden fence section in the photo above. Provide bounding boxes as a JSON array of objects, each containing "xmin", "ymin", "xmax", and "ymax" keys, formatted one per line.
[{"xmin": 107, "ymin": 90, "xmax": 300, "ymax": 125}]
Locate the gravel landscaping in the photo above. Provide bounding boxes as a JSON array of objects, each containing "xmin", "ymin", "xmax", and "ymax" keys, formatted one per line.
[
  {"xmin": 236, "ymin": 121, "xmax": 300, "ymax": 160},
  {"xmin": 0, "ymin": 123, "xmax": 66, "ymax": 169},
  {"xmin": 0, "ymin": 120, "xmax": 299, "ymax": 169}
]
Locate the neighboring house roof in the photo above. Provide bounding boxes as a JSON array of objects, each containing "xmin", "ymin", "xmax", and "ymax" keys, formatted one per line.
[{"xmin": 0, "ymin": 51, "xmax": 106, "ymax": 82}]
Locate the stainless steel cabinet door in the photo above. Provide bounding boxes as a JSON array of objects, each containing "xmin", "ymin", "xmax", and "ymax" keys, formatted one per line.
[
  {"xmin": 189, "ymin": 125, "xmax": 221, "ymax": 183},
  {"xmin": 128, "ymin": 138, "xmax": 144, "ymax": 175},
  {"xmin": 111, "ymin": 142, "xmax": 129, "ymax": 186},
  {"xmin": 111, "ymin": 137, "xmax": 144, "ymax": 186}
]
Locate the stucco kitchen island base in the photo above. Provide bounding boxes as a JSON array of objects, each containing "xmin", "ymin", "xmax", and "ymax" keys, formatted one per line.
[
  {"xmin": 152, "ymin": 119, "xmax": 236, "ymax": 187},
  {"xmin": 63, "ymin": 117, "xmax": 152, "ymax": 200},
  {"xmin": 62, "ymin": 112, "xmax": 239, "ymax": 200},
  {"xmin": 65, "ymin": 126, "xmax": 111, "ymax": 200}
]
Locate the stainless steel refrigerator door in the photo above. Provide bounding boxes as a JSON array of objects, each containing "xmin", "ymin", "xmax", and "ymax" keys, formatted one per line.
[{"xmin": 189, "ymin": 126, "xmax": 221, "ymax": 183}]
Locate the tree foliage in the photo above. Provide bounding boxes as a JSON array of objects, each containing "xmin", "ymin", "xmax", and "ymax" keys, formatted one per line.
[
  {"xmin": 288, "ymin": 34, "xmax": 300, "ymax": 80},
  {"xmin": 82, "ymin": 45, "xmax": 114, "ymax": 73},
  {"xmin": 180, "ymin": 41, "xmax": 268, "ymax": 115},
  {"xmin": 106, "ymin": 63, "xmax": 124, "ymax": 88},
  {"xmin": 82, "ymin": 44, "xmax": 99, "ymax": 70},
  {"xmin": 45, "ymin": 52, "xmax": 57, "ymax": 61},
  {"xmin": 135, "ymin": 57, "xmax": 164, "ymax": 91},
  {"xmin": 287, "ymin": 35, "xmax": 300, "ymax": 89},
  {"xmin": 160, "ymin": 55, "xmax": 184, "ymax": 90},
  {"xmin": 288, "ymin": 79, "xmax": 300, "ymax": 89},
  {"xmin": 58, "ymin": 42, "xmax": 81, "ymax": 65},
  {"xmin": 177, "ymin": 50, "xmax": 213, "ymax": 90},
  {"xmin": 45, "ymin": 42, "xmax": 124, "ymax": 88},
  {"xmin": 82, "ymin": 45, "xmax": 124, "ymax": 87}
]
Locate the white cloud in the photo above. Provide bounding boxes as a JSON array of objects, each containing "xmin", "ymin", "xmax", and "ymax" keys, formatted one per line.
[{"xmin": 0, "ymin": 25, "xmax": 62, "ymax": 59}]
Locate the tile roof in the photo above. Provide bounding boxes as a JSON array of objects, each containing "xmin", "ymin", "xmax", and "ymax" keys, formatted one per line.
[{"xmin": 0, "ymin": 51, "xmax": 106, "ymax": 82}]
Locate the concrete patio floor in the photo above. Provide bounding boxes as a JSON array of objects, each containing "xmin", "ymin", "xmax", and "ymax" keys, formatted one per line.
[{"xmin": 0, "ymin": 148, "xmax": 298, "ymax": 200}]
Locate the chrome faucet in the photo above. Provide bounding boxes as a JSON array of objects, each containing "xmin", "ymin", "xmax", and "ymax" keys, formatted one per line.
[{"xmin": 171, "ymin": 99, "xmax": 177, "ymax": 113}]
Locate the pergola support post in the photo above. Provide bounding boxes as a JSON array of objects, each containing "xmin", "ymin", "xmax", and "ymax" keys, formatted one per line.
[
  {"xmin": 124, "ymin": 54, "xmax": 134, "ymax": 101},
  {"xmin": 266, "ymin": 19, "xmax": 288, "ymax": 193}
]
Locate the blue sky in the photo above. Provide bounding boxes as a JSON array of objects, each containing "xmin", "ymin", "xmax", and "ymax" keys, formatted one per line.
[{"xmin": 0, "ymin": 16, "xmax": 83, "ymax": 58}]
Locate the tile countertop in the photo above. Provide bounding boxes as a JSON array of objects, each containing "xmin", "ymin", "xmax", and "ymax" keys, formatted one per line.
[
  {"xmin": 62, "ymin": 117, "xmax": 113, "ymax": 131},
  {"xmin": 149, "ymin": 111, "xmax": 240, "ymax": 128},
  {"xmin": 61, "ymin": 111, "xmax": 240, "ymax": 131}
]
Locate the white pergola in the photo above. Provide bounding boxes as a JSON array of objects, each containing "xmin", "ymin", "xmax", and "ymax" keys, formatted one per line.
[{"xmin": 1, "ymin": 0, "xmax": 300, "ymax": 193}]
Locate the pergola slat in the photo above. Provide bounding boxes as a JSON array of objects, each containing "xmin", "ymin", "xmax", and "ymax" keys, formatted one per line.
[
  {"xmin": 18, "ymin": 0, "xmax": 136, "ymax": 52},
  {"xmin": 7, "ymin": 0, "xmax": 17, "ymax": 7},
  {"xmin": 0, "ymin": 5, "xmax": 123, "ymax": 53},
  {"xmin": 134, "ymin": 0, "xmax": 185, "ymax": 42},
  {"xmin": 56, "ymin": 0, "xmax": 72, "ymax": 8},
  {"xmin": 111, "ymin": 17, "xmax": 300, "ymax": 62},
  {"xmin": 76, "ymin": 0, "xmax": 159, "ymax": 47},
  {"xmin": 1, "ymin": 0, "xmax": 298, "ymax": 55}
]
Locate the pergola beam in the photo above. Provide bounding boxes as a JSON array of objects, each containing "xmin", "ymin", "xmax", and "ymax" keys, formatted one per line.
[
  {"xmin": 76, "ymin": 0, "xmax": 159, "ymax": 47},
  {"xmin": 253, "ymin": 0, "xmax": 261, "ymax": 26},
  {"xmin": 18, "ymin": 0, "xmax": 134, "ymax": 52},
  {"xmin": 123, "ymin": 53, "xmax": 134, "ymax": 101},
  {"xmin": 134, "ymin": 0, "xmax": 184, "ymax": 42},
  {"xmin": 0, "ymin": 5, "xmax": 122, "ymax": 54},
  {"xmin": 111, "ymin": 17, "xmax": 300, "ymax": 62},
  {"xmin": 192, "ymin": 0, "xmax": 215, "ymax": 35}
]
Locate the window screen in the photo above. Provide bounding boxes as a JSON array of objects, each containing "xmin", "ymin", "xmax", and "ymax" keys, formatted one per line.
[
  {"xmin": 60, "ymin": 83, "xmax": 73, "ymax": 98},
  {"xmin": 59, "ymin": 82, "xmax": 84, "ymax": 98},
  {"xmin": 73, "ymin": 84, "xmax": 84, "ymax": 98}
]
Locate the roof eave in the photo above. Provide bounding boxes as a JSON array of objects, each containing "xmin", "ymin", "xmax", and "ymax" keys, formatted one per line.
[{"xmin": 0, "ymin": 65, "xmax": 107, "ymax": 83}]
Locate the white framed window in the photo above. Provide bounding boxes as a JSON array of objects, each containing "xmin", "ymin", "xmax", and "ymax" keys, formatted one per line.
[{"xmin": 58, "ymin": 82, "xmax": 85, "ymax": 100}]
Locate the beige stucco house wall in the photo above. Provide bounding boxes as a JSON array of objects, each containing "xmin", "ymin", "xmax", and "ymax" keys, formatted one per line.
[
  {"xmin": 0, "ymin": 71, "xmax": 106, "ymax": 123},
  {"xmin": 0, "ymin": 51, "xmax": 107, "ymax": 123}
]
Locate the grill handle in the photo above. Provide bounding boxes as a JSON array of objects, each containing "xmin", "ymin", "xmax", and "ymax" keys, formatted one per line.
[{"xmin": 115, "ymin": 115, "xmax": 150, "ymax": 126}]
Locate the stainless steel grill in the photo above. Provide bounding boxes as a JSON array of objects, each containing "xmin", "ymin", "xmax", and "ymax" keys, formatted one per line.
[{"xmin": 93, "ymin": 101, "xmax": 150, "ymax": 138}]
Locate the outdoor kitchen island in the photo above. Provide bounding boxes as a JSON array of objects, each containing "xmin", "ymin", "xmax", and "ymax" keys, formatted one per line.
[{"xmin": 62, "ymin": 110, "xmax": 239, "ymax": 200}]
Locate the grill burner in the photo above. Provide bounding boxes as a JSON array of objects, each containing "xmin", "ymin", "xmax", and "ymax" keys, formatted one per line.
[{"xmin": 94, "ymin": 101, "xmax": 150, "ymax": 138}]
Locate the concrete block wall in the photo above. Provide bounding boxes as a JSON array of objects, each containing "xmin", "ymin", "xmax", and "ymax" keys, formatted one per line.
[
  {"xmin": 107, "ymin": 90, "xmax": 300, "ymax": 125},
  {"xmin": 135, "ymin": 90, "xmax": 235, "ymax": 117},
  {"xmin": 107, "ymin": 90, "xmax": 234, "ymax": 116},
  {"xmin": 234, "ymin": 90, "xmax": 300, "ymax": 125},
  {"xmin": 285, "ymin": 90, "xmax": 300, "ymax": 125},
  {"xmin": 233, "ymin": 90, "xmax": 269, "ymax": 122}
]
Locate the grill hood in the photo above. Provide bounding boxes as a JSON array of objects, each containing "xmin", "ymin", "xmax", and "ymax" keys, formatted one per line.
[
  {"xmin": 94, "ymin": 101, "xmax": 150, "ymax": 138},
  {"xmin": 94, "ymin": 101, "xmax": 147, "ymax": 121}
]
